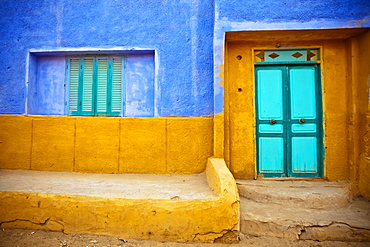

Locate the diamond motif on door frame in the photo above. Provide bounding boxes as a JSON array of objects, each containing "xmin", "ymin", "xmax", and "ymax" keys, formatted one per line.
[
  {"xmin": 292, "ymin": 52, "xmax": 303, "ymax": 59},
  {"xmin": 254, "ymin": 49, "xmax": 320, "ymax": 64},
  {"xmin": 307, "ymin": 50, "xmax": 316, "ymax": 60},
  {"xmin": 255, "ymin": 52, "xmax": 265, "ymax": 62},
  {"xmin": 268, "ymin": 53, "xmax": 280, "ymax": 59}
]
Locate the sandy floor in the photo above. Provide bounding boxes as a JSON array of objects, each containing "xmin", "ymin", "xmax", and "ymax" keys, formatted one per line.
[{"xmin": 1, "ymin": 229, "xmax": 370, "ymax": 247}]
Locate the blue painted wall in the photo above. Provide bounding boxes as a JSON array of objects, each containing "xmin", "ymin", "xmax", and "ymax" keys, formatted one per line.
[
  {"xmin": 29, "ymin": 55, "xmax": 66, "ymax": 115},
  {"xmin": 1, "ymin": 0, "xmax": 369, "ymax": 116},
  {"xmin": 125, "ymin": 54, "xmax": 155, "ymax": 117},
  {"xmin": 218, "ymin": 0, "xmax": 370, "ymax": 24},
  {"xmin": 0, "ymin": 0, "xmax": 214, "ymax": 117}
]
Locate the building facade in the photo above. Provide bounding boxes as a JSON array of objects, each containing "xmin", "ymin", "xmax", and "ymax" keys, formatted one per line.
[{"xmin": 1, "ymin": 0, "xmax": 370, "ymax": 198}]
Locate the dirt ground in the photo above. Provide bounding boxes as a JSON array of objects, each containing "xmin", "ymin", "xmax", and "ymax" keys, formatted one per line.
[{"xmin": 1, "ymin": 229, "xmax": 370, "ymax": 247}]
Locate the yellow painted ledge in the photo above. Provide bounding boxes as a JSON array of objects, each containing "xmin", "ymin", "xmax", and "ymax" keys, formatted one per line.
[{"xmin": 0, "ymin": 158, "xmax": 239, "ymax": 243}]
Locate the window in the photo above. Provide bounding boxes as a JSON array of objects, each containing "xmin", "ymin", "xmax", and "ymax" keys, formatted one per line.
[
  {"xmin": 67, "ymin": 56, "xmax": 123, "ymax": 116},
  {"xmin": 28, "ymin": 50, "xmax": 155, "ymax": 117}
]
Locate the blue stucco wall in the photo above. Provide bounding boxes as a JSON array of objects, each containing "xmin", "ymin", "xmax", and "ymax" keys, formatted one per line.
[
  {"xmin": 29, "ymin": 55, "xmax": 66, "ymax": 115},
  {"xmin": 125, "ymin": 53, "xmax": 155, "ymax": 117},
  {"xmin": 2, "ymin": 0, "xmax": 369, "ymax": 116},
  {"xmin": 0, "ymin": 0, "xmax": 214, "ymax": 116},
  {"xmin": 218, "ymin": 0, "xmax": 370, "ymax": 24}
]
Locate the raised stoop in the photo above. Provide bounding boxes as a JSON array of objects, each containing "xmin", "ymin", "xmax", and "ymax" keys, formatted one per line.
[
  {"xmin": 237, "ymin": 180, "xmax": 353, "ymax": 209},
  {"xmin": 238, "ymin": 180, "xmax": 370, "ymax": 242},
  {"xmin": 0, "ymin": 158, "xmax": 239, "ymax": 243}
]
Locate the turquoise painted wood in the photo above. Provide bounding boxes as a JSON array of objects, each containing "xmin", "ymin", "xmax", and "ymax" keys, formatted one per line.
[
  {"xmin": 259, "ymin": 124, "xmax": 283, "ymax": 133},
  {"xmin": 97, "ymin": 58, "xmax": 108, "ymax": 113},
  {"xmin": 111, "ymin": 58, "xmax": 123, "ymax": 114},
  {"xmin": 259, "ymin": 137, "xmax": 284, "ymax": 172},
  {"xmin": 82, "ymin": 59, "xmax": 94, "ymax": 115},
  {"xmin": 68, "ymin": 56, "xmax": 123, "ymax": 116},
  {"xmin": 257, "ymin": 70, "xmax": 283, "ymax": 120},
  {"xmin": 255, "ymin": 65, "xmax": 322, "ymax": 178},
  {"xmin": 68, "ymin": 59, "xmax": 79, "ymax": 113},
  {"xmin": 291, "ymin": 137, "xmax": 317, "ymax": 172}
]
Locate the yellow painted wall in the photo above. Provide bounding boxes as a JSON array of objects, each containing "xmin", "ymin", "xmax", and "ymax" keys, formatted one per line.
[
  {"xmin": 358, "ymin": 31, "xmax": 370, "ymax": 199},
  {"xmin": 0, "ymin": 115, "xmax": 213, "ymax": 174},
  {"xmin": 214, "ymin": 112, "xmax": 224, "ymax": 158},
  {"xmin": 223, "ymin": 29, "xmax": 368, "ymax": 181},
  {"xmin": 321, "ymin": 39, "xmax": 350, "ymax": 180},
  {"xmin": 120, "ymin": 118, "xmax": 167, "ymax": 173},
  {"xmin": 0, "ymin": 158, "xmax": 239, "ymax": 243},
  {"xmin": 32, "ymin": 117, "xmax": 75, "ymax": 172},
  {"xmin": 0, "ymin": 115, "xmax": 32, "ymax": 170}
]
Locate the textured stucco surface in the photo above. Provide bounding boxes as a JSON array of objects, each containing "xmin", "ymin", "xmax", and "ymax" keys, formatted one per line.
[{"xmin": 217, "ymin": 0, "xmax": 370, "ymax": 24}]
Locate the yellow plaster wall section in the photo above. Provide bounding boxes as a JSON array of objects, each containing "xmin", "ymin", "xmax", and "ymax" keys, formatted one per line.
[
  {"xmin": 120, "ymin": 118, "xmax": 167, "ymax": 174},
  {"xmin": 226, "ymin": 41, "xmax": 256, "ymax": 179},
  {"xmin": 0, "ymin": 115, "xmax": 32, "ymax": 170},
  {"xmin": 358, "ymin": 31, "xmax": 370, "ymax": 199},
  {"xmin": 0, "ymin": 115, "xmax": 213, "ymax": 174},
  {"xmin": 75, "ymin": 117, "xmax": 120, "ymax": 173},
  {"xmin": 214, "ymin": 113, "xmax": 225, "ymax": 158},
  {"xmin": 321, "ymin": 39, "xmax": 350, "ymax": 180},
  {"xmin": 31, "ymin": 117, "xmax": 75, "ymax": 172},
  {"xmin": 0, "ymin": 158, "xmax": 239, "ymax": 243},
  {"xmin": 167, "ymin": 117, "xmax": 213, "ymax": 174}
]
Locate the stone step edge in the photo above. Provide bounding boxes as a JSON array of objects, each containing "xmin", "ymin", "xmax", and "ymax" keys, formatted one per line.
[
  {"xmin": 237, "ymin": 182, "xmax": 353, "ymax": 209},
  {"xmin": 241, "ymin": 218, "xmax": 370, "ymax": 242},
  {"xmin": 239, "ymin": 197, "xmax": 370, "ymax": 242}
]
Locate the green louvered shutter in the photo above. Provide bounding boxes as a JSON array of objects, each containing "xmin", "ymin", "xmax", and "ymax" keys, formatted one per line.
[
  {"xmin": 69, "ymin": 59, "xmax": 79, "ymax": 114},
  {"xmin": 80, "ymin": 59, "xmax": 94, "ymax": 115},
  {"xmin": 68, "ymin": 56, "xmax": 123, "ymax": 116},
  {"xmin": 96, "ymin": 58, "xmax": 108, "ymax": 114},
  {"xmin": 111, "ymin": 58, "xmax": 122, "ymax": 116}
]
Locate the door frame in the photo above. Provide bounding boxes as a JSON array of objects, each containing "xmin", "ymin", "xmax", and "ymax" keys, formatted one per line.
[
  {"xmin": 254, "ymin": 62, "xmax": 324, "ymax": 178},
  {"xmin": 222, "ymin": 30, "xmax": 368, "ymax": 181}
]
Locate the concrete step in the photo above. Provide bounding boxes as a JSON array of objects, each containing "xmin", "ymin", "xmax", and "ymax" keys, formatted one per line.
[
  {"xmin": 238, "ymin": 180, "xmax": 370, "ymax": 242},
  {"xmin": 240, "ymin": 196, "xmax": 370, "ymax": 242},
  {"xmin": 0, "ymin": 158, "xmax": 240, "ymax": 243},
  {"xmin": 237, "ymin": 180, "xmax": 352, "ymax": 209}
]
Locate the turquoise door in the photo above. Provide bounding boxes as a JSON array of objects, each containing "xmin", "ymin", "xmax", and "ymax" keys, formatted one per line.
[{"xmin": 255, "ymin": 65, "xmax": 322, "ymax": 178}]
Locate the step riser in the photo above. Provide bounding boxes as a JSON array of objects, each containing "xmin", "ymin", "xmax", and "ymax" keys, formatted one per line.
[
  {"xmin": 241, "ymin": 219, "xmax": 370, "ymax": 242},
  {"xmin": 237, "ymin": 180, "xmax": 353, "ymax": 209},
  {"xmin": 300, "ymin": 224, "xmax": 370, "ymax": 242},
  {"xmin": 238, "ymin": 186, "xmax": 352, "ymax": 209},
  {"xmin": 0, "ymin": 191, "xmax": 238, "ymax": 243},
  {"xmin": 238, "ymin": 180, "xmax": 369, "ymax": 242}
]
